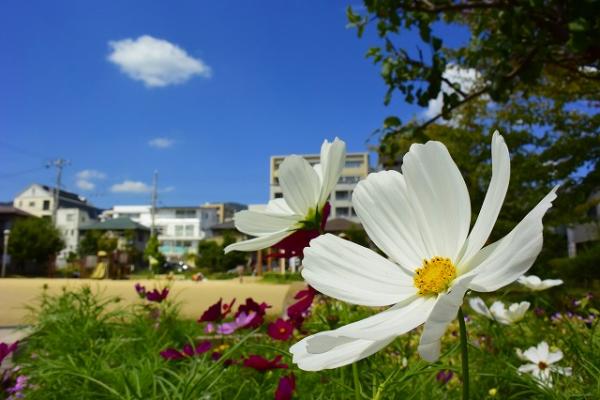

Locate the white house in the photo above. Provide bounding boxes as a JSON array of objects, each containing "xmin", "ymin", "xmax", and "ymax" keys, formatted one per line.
[{"xmin": 101, "ymin": 205, "xmax": 219, "ymax": 259}]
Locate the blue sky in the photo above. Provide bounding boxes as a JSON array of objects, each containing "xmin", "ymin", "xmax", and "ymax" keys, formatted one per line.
[{"xmin": 0, "ymin": 1, "xmax": 466, "ymax": 208}]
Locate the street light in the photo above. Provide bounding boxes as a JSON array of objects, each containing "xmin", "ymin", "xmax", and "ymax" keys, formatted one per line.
[{"xmin": 2, "ymin": 229, "xmax": 10, "ymax": 278}]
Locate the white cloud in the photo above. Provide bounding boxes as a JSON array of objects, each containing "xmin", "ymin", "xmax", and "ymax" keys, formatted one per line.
[
  {"xmin": 75, "ymin": 169, "xmax": 106, "ymax": 191},
  {"xmin": 148, "ymin": 137, "xmax": 174, "ymax": 149},
  {"xmin": 76, "ymin": 179, "xmax": 96, "ymax": 191},
  {"xmin": 110, "ymin": 180, "xmax": 152, "ymax": 193},
  {"xmin": 107, "ymin": 35, "xmax": 211, "ymax": 87},
  {"xmin": 423, "ymin": 65, "xmax": 481, "ymax": 120},
  {"xmin": 76, "ymin": 169, "xmax": 106, "ymax": 180}
]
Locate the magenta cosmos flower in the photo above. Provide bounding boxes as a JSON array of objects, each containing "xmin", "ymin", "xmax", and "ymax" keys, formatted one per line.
[
  {"xmin": 275, "ymin": 374, "xmax": 296, "ymax": 400},
  {"xmin": 268, "ymin": 318, "xmax": 294, "ymax": 341},
  {"xmin": 243, "ymin": 355, "xmax": 288, "ymax": 371},
  {"xmin": 146, "ymin": 287, "xmax": 169, "ymax": 303},
  {"xmin": 0, "ymin": 342, "xmax": 18, "ymax": 365},
  {"xmin": 160, "ymin": 341, "xmax": 212, "ymax": 360}
]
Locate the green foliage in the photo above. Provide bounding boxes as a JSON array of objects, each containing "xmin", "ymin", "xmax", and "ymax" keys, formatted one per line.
[
  {"xmin": 349, "ymin": 0, "xmax": 600, "ymax": 247},
  {"xmin": 547, "ymin": 243, "xmax": 600, "ymax": 287},
  {"xmin": 196, "ymin": 233, "xmax": 248, "ymax": 273},
  {"xmin": 144, "ymin": 234, "xmax": 165, "ymax": 267},
  {"xmin": 7, "ymin": 217, "xmax": 64, "ymax": 265},
  {"xmin": 221, "ymin": 233, "xmax": 247, "ymax": 272},
  {"xmin": 195, "ymin": 240, "xmax": 222, "ymax": 270},
  {"xmin": 14, "ymin": 285, "xmax": 600, "ymax": 399},
  {"xmin": 78, "ymin": 230, "xmax": 102, "ymax": 256}
]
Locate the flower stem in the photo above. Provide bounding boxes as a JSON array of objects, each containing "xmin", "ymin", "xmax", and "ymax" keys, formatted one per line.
[
  {"xmin": 458, "ymin": 307, "xmax": 470, "ymax": 400},
  {"xmin": 352, "ymin": 363, "xmax": 361, "ymax": 400}
]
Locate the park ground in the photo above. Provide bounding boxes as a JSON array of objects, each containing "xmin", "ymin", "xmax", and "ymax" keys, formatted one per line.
[{"xmin": 0, "ymin": 277, "xmax": 301, "ymax": 327}]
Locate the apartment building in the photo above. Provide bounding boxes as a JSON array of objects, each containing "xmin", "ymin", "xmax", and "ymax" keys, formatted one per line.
[
  {"xmin": 201, "ymin": 202, "xmax": 247, "ymax": 223},
  {"xmin": 56, "ymin": 208, "xmax": 96, "ymax": 258},
  {"xmin": 269, "ymin": 152, "xmax": 370, "ymax": 221},
  {"xmin": 102, "ymin": 205, "xmax": 219, "ymax": 259}
]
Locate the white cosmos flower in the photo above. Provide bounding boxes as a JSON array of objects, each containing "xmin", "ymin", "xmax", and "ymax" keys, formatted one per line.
[
  {"xmin": 469, "ymin": 297, "xmax": 530, "ymax": 325},
  {"xmin": 224, "ymin": 138, "xmax": 346, "ymax": 253},
  {"xmin": 468, "ymin": 297, "xmax": 493, "ymax": 319},
  {"xmin": 290, "ymin": 131, "xmax": 558, "ymax": 370},
  {"xmin": 516, "ymin": 342, "xmax": 572, "ymax": 387},
  {"xmin": 489, "ymin": 301, "xmax": 530, "ymax": 324},
  {"xmin": 517, "ymin": 275, "xmax": 563, "ymax": 291}
]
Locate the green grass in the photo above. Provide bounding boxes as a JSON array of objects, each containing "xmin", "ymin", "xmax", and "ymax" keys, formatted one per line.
[{"xmin": 8, "ymin": 284, "xmax": 600, "ymax": 399}]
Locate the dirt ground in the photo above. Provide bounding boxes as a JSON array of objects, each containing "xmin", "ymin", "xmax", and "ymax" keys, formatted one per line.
[{"xmin": 0, "ymin": 277, "xmax": 305, "ymax": 326}]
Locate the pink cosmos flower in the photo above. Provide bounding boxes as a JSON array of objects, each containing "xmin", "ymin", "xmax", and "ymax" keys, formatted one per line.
[
  {"xmin": 216, "ymin": 312, "xmax": 256, "ymax": 335},
  {"xmin": 236, "ymin": 298, "xmax": 271, "ymax": 328}
]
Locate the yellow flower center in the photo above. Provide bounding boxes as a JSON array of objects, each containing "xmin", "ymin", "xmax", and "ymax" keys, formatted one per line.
[{"xmin": 413, "ymin": 256, "xmax": 457, "ymax": 296}]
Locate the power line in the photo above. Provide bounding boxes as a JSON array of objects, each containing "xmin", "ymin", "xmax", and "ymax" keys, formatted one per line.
[
  {"xmin": 0, "ymin": 165, "xmax": 48, "ymax": 179},
  {"xmin": 0, "ymin": 139, "xmax": 52, "ymax": 160}
]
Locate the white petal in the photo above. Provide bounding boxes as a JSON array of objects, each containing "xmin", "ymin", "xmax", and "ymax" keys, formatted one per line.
[
  {"xmin": 402, "ymin": 141, "xmax": 471, "ymax": 261},
  {"xmin": 467, "ymin": 186, "xmax": 558, "ymax": 292},
  {"xmin": 458, "ymin": 131, "xmax": 510, "ymax": 269},
  {"xmin": 468, "ymin": 297, "xmax": 493, "ymax": 319},
  {"xmin": 523, "ymin": 345, "xmax": 542, "ymax": 364},
  {"xmin": 317, "ymin": 138, "xmax": 346, "ymax": 206},
  {"xmin": 518, "ymin": 363, "xmax": 538, "ymax": 373},
  {"xmin": 265, "ymin": 198, "xmax": 297, "ymax": 215},
  {"xmin": 302, "ymin": 234, "xmax": 417, "ymax": 306},
  {"xmin": 489, "ymin": 301, "xmax": 508, "ymax": 323},
  {"xmin": 332, "ymin": 296, "xmax": 435, "ymax": 340},
  {"xmin": 290, "ymin": 332, "xmax": 394, "ymax": 371},
  {"xmin": 224, "ymin": 230, "xmax": 291, "ymax": 253},
  {"xmin": 418, "ymin": 274, "xmax": 475, "ymax": 362},
  {"xmin": 352, "ymin": 170, "xmax": 427, "ymax": 271},
  {"xmin": 547, "ymin": 350, "xmax": 563, "ymax": 364},
  {"xmin": 233, "ymin": 210, "xmax": 298, "ymax": 236},
  {"xmin": 552, "ymin": 366, "xmax": 572, "ymax": 376},
  {"xmin": 279, "ymin": 155, "xmax": 321, "ymax": 215},
  {"xmin": 536, "ymin": 341, "xmax": 550, "ymax": 361}
]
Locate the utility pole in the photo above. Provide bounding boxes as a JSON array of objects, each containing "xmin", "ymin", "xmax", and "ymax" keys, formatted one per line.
[
  {"xmin": 48, "ymin": 158, "xmax": 70, "ymax": 223},
  {"xmin": 150, "ymin": 170, "xmax": 158, "ymax": 237}
]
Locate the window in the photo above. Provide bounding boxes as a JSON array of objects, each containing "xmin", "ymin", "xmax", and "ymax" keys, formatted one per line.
[
  {"xmin": 175, "ymin": 209, "xmax": 196, "ymax": 218},
  {"xmin": 121, "ymin": 213, "xmax": 140, "ymax": 219},
  {"xmin": 29, "ymin": 201, "xmax": 35, "ymax": 207},
  {"xmin": 335, "ymin": 190, "xmax": 350, "ymax": 201},
  {"xmin": 185, "ymin": 225, "xmax": 194, "ymax": 236},
  {"xmin": 273, "ymin": 177, "xmax": 279, "ymax": 185},
  {"xmin": 274, "ymin": 192, "xmax": 283, "ymax": 198},
  {"xmin": 175, "ymin": 225, "xmax": 184, "ymax": 237},
  {"xmin": 345, "ymin": 161, "xmax": 362, "ymax": 169},
  {"xmin": 43, "ymin": 200, "xmax": 50, "ymax": 210},
  {"xmin": 336, "ymin": 207, "xmax": 350, "ymax": 217},
  {"xmin": 339, "ymin": 176, "xmax": 361, "ymax": 184},
  {"xmin": 156, "ymin": 225, "xmax": 165, "ymax": 235},
  {"xmin": 66, "ymin": 213, "xmax": 74, "ymax": 222}
]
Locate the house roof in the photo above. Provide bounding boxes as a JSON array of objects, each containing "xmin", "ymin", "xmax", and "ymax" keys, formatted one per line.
[
  {"xmin": 211, "ymin": 220, "xmax": 236, "ymax": 230},
  {"xmin": 0, "ymin": 205, "xmax": 34, "ymax": 217},
  {"xmin": 80, "ymin": 217, "xmax": 150, "ymax": 231}
]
